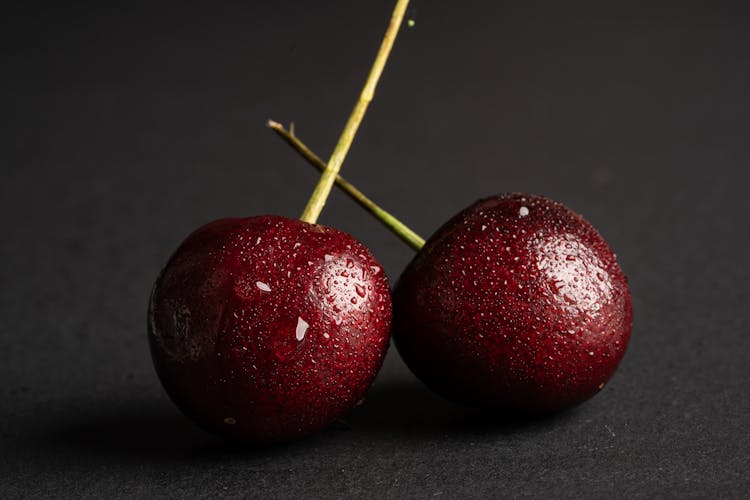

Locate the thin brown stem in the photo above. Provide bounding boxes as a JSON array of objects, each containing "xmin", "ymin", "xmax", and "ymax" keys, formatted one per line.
[
  {"xmin": 268, "ymin": 120, "xmax": 425, "ymax": 250},
  {"xmin": 299, "ymin": 0, "xmax": 410, "ymax": 224}
]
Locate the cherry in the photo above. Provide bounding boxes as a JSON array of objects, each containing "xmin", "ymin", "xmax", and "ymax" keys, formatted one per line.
[
  {"xmin": 148, "ymin": 0, "xmax": 411, "ymax": 441},
  {"xmin": 392, "ymin": 193, "xmax": 632, "ymax": 413},
  {"xmin": 148, "ymin": 215, "xmax": 390, "ymax": 441},
  {"xmin": 270, "ymin": 126, "xmax": 634, "ymax": 414}
]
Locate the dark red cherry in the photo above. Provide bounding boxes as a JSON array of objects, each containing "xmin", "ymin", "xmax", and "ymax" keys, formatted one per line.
[
  {"xmin": 393, "ymin": 193, "xmax": 632, "ymax": 413},
  {"xmin": 148, "ymin": 215, "xmax": 391, "ymax": 442}
]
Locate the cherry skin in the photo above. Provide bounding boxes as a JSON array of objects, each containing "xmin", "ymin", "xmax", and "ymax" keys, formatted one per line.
[
  {"xmin": 392, "ymin": 193, "xmax": 632, "ymax": 413},
  {"xmin": 148, "ymin": 215, "xmax": 391, "ymax": 442}
]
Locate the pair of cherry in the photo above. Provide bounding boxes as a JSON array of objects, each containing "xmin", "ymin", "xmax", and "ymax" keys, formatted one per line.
[
  {"xmin": 147, "ymin": 1, "xmax": 632, "ymax": 443},
  {"xmin": 148, "ymin": 191, "xmax": 632, "ymax": 442}
]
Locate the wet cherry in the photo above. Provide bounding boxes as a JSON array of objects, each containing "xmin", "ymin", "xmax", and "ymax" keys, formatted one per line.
[
  {"xmin": 268, "ymin": 126, "xmax": 635, "ymax": 414},
  {"xmin": 148, "ymin": 215, "xmax": 391, "ymax": 442},
  {"xmin": 392, "ymin": 193, "xmax": 632, "ymax": 413},
  {"xmin": 147, "ymin": 0, "xmax": 411, "ymax": 442}
]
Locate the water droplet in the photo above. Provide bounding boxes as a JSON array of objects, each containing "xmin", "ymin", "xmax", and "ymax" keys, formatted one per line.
[
  {"xmin": 256, "ymin": 281, "xmax": 271, "ymax": 292},
  {"xmin": 295, "ymin": 317, "xmax": 309, "ymax": 341},
  {"xmin": 519, "ymin": 206, "xmax": 529, "ymax": 217},
  {"xmin": 355, "ymin": 284, "xmax": 366, "ymax": 298}
]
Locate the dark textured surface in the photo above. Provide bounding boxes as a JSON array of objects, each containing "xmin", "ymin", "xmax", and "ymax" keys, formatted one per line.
[{"xmin": 2, "ymin": 1, "xmax": 749, "ymax": 498}]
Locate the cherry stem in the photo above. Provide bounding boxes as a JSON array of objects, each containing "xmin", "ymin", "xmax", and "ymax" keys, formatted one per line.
[
  {"xmin": 268, "ymin": 120, "xmax": 425, "ymax": 250},
  {"xmin": 299, "ymin": 0, "xmax": 410, "ymax": 224}
]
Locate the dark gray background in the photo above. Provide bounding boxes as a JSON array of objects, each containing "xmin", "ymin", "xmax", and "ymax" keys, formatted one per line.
[{"xmin": 2, "ymin": 1, "xmax": 749, "ymax": 497}]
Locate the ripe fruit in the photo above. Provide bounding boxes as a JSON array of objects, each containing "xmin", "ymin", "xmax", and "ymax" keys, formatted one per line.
[
  {"xmin": 268, "ymin": 126, "xmax": 635, "ymax": 414},
  {"xmin": 392, "ymin": 193, "xmax": 632, "ymax": 413},
  {"xmin": 148, "ymin": 0, "xmax": 410, "ymax": 442},
  {"xmin": 148, "ymin": 215, "xmax": 391, "ymax": 442}
]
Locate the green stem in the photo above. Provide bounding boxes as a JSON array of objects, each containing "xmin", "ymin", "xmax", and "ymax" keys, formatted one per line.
[
  {"xmin": 299, "ymin": 0, "xmax": 410, "ymax": 224},
  {"xmin": 268, "ymin": 120, "xmax": 425, "ymax": 251}
]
